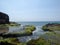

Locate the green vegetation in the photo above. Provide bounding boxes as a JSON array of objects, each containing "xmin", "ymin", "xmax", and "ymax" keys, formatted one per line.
[
  {"xmin": 0, "ymin": 23, "xmax": 60, "ymax": 45},
  {"xmin": 27, "ymin": 32, "xmax": 60, "ymax": 45},
  {"xmin": 0, "ymin": 24, "xmax": 36, "ymax": 45},
  {"xmin": 9, "ymin": 22, "xmax": 20, "ymax": 26},
  {"xmin": 0, "ymin": 37, "xmax": 26, "ymax": 45},
  {"xmin": 27, "ymin": 37, "xmax": 50, "ymax": 45},
  {"xmin": 0, "ymin": 22, "xmax": 20, "ymax": 27},
  {"xmin": 0, "ymin": 25, "xmax": 36, "ymax": 37},
  {"xmin": 24, "ymin": 25, "xmax": 36, "ymax": 34},
  {"xmin": 45, "ymin": 32, "xmax": 60, "ymax": 45},
  {"xmin": 27, "ymin": 23, "xmax": 60, "ymax": 45},
  {"xmin": 0, "ymin": 32, "xmax": 60, "ymax": 45},
  {"xmin": 42, "ymin": 23, "xmax": 60, "ymax": 31},
  {"xmin": 0, "ymin": 25, "xmax": 36, "ymax": 45}
]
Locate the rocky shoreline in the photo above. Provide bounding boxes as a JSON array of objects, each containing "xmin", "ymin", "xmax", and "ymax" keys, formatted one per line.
[
  {"xmin": 0, "ymin": 23, "xmax": 60, "ymax": 45},
  {"xmin": 42, "ymin": 23, "xmax": 60, "ymax": 31}
]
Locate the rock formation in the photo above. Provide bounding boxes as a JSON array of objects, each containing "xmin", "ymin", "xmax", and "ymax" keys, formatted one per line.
[{"xmin": 0, "ymin": 12, "xmax": 9, "ymax": 24}]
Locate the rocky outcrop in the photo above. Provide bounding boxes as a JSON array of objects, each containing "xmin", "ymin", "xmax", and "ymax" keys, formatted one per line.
[
  {"xmin": 0, "ymin": 12, "xmax": 9, "ymax": 24},
  {"xmin": 42, "ymin": 23, "xmax": 60, "ymax": 31}
]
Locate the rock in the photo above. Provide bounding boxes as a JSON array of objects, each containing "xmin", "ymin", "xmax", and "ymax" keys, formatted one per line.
[
  {"xmin": 0, "ymin": 27, "xmax": 9, "ymax": 34},
  {"xmin": 42, "ymin": 23, "xmax": 60, "ymax": 31},
  {"xmin": 0, "ymin": 12, "xmax": 9, "ymax": 24}
]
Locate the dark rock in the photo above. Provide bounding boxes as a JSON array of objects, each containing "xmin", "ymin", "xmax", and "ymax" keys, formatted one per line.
[
  {"xmin": 0, "ymin": 41, "xmax": 14, "ymax": 45},
  {"xmin": 0, "ymin": 12, "xmax": 9, "ymax": 24},
  {"xmin": 0, "ymin": 32, "xmax": 32, "ymax": 38}
]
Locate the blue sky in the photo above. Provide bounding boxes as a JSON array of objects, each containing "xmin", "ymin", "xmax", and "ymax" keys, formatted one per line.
[{"xmin": 0, "ymin": 0, "xmax": 60, "ymax": 21}]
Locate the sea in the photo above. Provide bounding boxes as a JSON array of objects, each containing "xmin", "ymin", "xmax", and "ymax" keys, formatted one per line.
[
  {"xmin": 18, "ymin": 21, "xmax": 60, "ymax": 26},
  {"xmin": 0, "ymin": 21, "xmax": 60, "ymax": 42},
  {"xmin": 17, "ymin": 21, "xmax": 60, "ymax": 42}
]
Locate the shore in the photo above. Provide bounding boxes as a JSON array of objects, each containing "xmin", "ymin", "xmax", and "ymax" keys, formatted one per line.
[{"xmin": 0, "ymin": 22, "xmax": 60, "ymax": 45}]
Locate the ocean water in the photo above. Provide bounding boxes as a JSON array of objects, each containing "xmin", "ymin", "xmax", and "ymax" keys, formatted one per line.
[
  {"xmin": 0, "ymin": 21, "xmax": 60, "ymax": 42},
  {"xmin": 17, "ymin": 21, "xmax": 60, "ymax": 42},
  {"xmin": 18, "ymin": 21, "xmax": 60, "ymax": 26}
]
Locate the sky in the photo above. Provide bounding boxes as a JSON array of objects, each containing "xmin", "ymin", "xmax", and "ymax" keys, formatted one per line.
[{"xmin": 0, "ymin": 0, "xmax": 60, "ymax": 22}]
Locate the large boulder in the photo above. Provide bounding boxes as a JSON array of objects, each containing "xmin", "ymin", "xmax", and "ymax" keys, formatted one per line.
[{"xmin": 0, "ymin": 12, "xmax": 9, "ymax": 24}]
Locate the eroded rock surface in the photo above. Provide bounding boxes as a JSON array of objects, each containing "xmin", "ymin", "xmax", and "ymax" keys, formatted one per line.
[{"xmin": 0, "ymin": 12, "xmax": 9, "ymax": 24}]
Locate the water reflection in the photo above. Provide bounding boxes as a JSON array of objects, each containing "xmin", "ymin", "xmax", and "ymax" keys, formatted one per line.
[
  {"xmin": 0, "ymin": 26, "xmax": 9, "ymax": 34},
  {"xmin": 18, "ymin": 26, "xmax": 45, "ymax": 42},
  {"xmin": 0, "ymin": 25, "xmax": 46, "ymax": 42}
]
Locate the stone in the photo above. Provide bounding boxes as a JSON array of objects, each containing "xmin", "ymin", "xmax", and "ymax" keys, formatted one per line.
[{"xmin": 0, "ymin": 12, "xmax": 9, "ymax": 24}]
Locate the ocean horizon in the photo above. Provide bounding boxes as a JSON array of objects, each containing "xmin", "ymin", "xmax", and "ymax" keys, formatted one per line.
[{"xmin": 17, "ymin": 21, "xmax": 60, "ymax": 26}]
